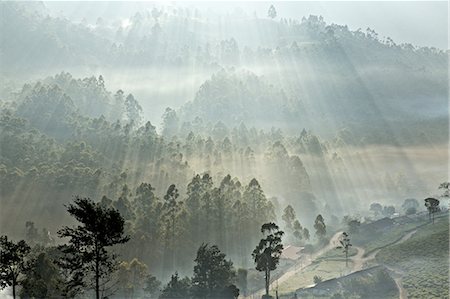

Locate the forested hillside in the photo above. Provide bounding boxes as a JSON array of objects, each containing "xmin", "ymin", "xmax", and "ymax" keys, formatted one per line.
[{"xmin": 0, "ymin": 2, "xmax": 448, "ymax": 298}]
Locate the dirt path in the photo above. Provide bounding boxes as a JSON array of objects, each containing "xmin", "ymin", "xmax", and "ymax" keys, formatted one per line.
[{"xmin": 245, "ymin": 231, "xmax": 343, "ymax": 298}]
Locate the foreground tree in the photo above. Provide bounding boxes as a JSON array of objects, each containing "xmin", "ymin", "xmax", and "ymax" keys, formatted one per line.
[
  {"xmin": 0, "ymin": 236, "xmax": 31, "ymax": 299},
  {"xmin": 336, "ymin": 232, "xmax": 352, "ymax": 267},
  {"xmin": 252, "ymin": 223, "xmax": 284, "ymax": 298},
  {"xmin": 57, "ymin": 196, "xmax": 129, "ymax": 299},
  {"xmin": 424, "ymin": 197, "xmax": 440, "ymax": 224},
  {"xmin": 191, "ymin": 244, "xmax": 237, "ymax": 299}
]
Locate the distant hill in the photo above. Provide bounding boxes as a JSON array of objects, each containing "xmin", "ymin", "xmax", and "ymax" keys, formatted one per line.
[{"xmin": 1, "ymin": 1, "xmax": 447, "ymax": 145}]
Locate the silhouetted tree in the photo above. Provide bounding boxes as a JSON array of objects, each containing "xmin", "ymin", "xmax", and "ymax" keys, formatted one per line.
[
  {"xmin": 57, "ymin": 196, "xmax": 129, "ymax": 299},
  {"xmin": 336, "ymin": 232, "xmax": 352, "ymax": 267},
  {"xmin": 0, "ymin": 236, "xmax": 31, "ymax": 299},
  {"xmin": 252, "ymin": 223, "xmax": 284, "ymax": 297},
  {"xmin": 424, "ymin": 197, "xmax": 440, "ymax": 223},
  {"xmin": 313, "ymin": 275, "xmax": 323, "ymax": 284}
]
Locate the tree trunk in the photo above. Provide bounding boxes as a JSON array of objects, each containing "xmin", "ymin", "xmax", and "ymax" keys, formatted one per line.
[
  {"xmin": 172, "ymin": 216, "xmax": 175, "ymax": 271},
  {"xmin": 265, "ymin": 269, "xmax": 270, "ymax": 296},
  {"xmin": 12, "ymin": 279, "xmax": 16, "ymax": 299},
  {"xmin": 345, "ymin": 250, "xmax": 348, "ymax": 267},
  {"xmin": 96, "ymin": 251, "xmax": 100, "ymax": 299}
]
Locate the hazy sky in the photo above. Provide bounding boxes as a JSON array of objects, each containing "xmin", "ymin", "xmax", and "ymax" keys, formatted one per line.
[{"xmin": 44, "ymin": 1, "xmax": 448, "ymax": 49}]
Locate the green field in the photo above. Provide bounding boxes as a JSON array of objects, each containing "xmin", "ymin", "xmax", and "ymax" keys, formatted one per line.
[{"xmin": 376, "ymin": 216, "xmax": 449, "ymax": 299}]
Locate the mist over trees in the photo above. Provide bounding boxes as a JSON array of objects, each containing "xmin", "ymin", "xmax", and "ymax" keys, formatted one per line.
[{"xmin": 0, "ymin": 1, "xmax": 448, "ymax": 298}]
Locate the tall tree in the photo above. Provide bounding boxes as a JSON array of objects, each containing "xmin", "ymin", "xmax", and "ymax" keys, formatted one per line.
[
  {"xmin": 57, "ymin": 196, "xmax": 129, "ymax": 299},
  {"xmin": 0, "ymin": 236, "xmax": 31, "ymax": 299},
  {"xmin": 191, "ymin": 244, "xmax": 237, "ymax": 299},
  {"xmin": 162, "ymin": 184, "xmax": 182, "ymax": 273},
  {"xmin": 336, "ymin": 232, "xmax": 352, "ymax": 267},
  {"xmin": 243, "ymin": 178, "xmax": 275, "ymax": 238},
  {"xmin": 252, "ymin": 223, "xmax": 284, "ymax": 297},
  {"xmin": 424, "ymin": 197, "xmax": 440, "ymax": 223}
]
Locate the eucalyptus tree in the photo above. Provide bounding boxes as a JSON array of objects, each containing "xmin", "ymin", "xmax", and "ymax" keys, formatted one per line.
[
  {"xmin": 336, "ymin": 232, "xmax": 352, "ymax": 267},
  {"xmin": 252, "ymin": 222, "xmax": 284, "ymax": 297},
  {"xmin": 162, "ymin": 184, "xmax": 182, "ymax": 273},
  {"xmin": 424, "ymin": 197, "xmax": 440, "ymax": 223},
  {"xmin": 57, "ymin": 196, "xmax": 129, "ymax": 299}
]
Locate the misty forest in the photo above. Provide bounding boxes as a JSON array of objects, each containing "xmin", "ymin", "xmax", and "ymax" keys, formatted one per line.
[{"xmin": 0, "ymin": 1, "xmax": 448, "ymax": 299}]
